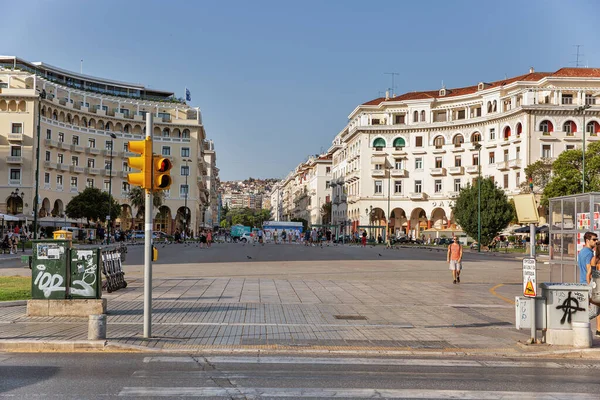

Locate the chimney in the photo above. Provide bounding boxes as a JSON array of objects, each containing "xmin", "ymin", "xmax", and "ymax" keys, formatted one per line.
[
  {"xmin": 385, "ymin": 90, "xmax": 390, "ymax": 100},
  {"xmin": 529, "ymin": 66, "xmax": 535, "ymax": 74}
]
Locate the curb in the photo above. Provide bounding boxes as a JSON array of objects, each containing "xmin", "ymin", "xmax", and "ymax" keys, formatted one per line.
[
  {"xmin": 0, "ymin": 300, "xmax": 27, "ymax": 308},
  {"xmin": 0, "ymin": 340, "xmax": 110, "ymax": 352}
]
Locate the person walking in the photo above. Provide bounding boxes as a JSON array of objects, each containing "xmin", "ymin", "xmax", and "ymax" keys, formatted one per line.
[
  {"xmin": 447, "ymin": 237, "xmax": 463, "ymax": 284},
  {"xmin": 361, "ymin": 231, "xmax": 367, "ymax": 247},
  {"xmin": 206, "ymin": 230, "xmax": 212, "ymax": 248},
  {"xmin": 587, "ymin": 240, "xmax": 600, "ymax": 337}
]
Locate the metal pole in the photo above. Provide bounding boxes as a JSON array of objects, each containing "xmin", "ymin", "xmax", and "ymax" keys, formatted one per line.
[
  {"xmin": 107, "ymin": 136, "xmax": 114, "ymax": 245},
  {"xmin": 143, "ymin": 113, "xmax": 154, "ymax": 338},
  {"xmin": 183, "ymin": 159, "xmax": 189, "ymax": 241},
  {"xmin": 387, "ymin": 168, "xmax": 391, "ymax": 242},
  {"xmin": 33, "ymin": 90, "xmax": 45, "ymax": 239},
  {"xmin": 529, "ymin": 222, "xmax": 536, "ymax": 343},
  {"xmin": 477, "ymin": 147, "xmax": 482, "ymax": 252},
  {"xmin": 583, "ymin": 110, "xmax": 586, "ymax": 193}
]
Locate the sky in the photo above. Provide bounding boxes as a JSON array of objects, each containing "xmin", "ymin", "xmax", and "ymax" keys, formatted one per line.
[{"xmin": 4, "ymin": 0, "xmax": 600, "ymax": 181}]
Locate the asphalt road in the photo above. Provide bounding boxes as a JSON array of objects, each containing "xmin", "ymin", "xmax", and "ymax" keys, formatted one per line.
[{"xmin": 1, "ymin": 352, "xmax": 599, "ymax": 399}]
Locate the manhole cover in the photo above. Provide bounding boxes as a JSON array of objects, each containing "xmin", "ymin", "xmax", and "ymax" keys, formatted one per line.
[{"xmin": 334, "ymin": 315, "xmax": 367, "ymax": 320}]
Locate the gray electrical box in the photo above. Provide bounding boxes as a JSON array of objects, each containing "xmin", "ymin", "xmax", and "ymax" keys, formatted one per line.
[
  {"xmin": 515, "ymin": 297, "xmax": 546, "ymax": 330},
  {"xmin": 540, "ymin": 283, "xmax": 590, "ymax": 330}
]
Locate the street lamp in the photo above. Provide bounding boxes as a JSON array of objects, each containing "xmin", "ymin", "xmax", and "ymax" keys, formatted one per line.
[
  {"xmin": 33, "ymin": 89, "xmax": 46, "ymax": 239},
  {"xmin": 365, "ymin": 205, "xmax": 373, "ymax": 239},
  {"xmin": 474, "ymin": 142, "xmax": 482, "ymax": 252},
  {"xmin": 387, "ymin": 165, "xmax": 391, "ymax": 242},
  {"xmin": 575, "ymin": 104, "xmax": 592, "ymax": 193},
  {"xmin": 106, "ymin": 132, "xmax": 117, "ymax": 245},
  {"xmin": 182, "ymin": 158, "xmax": 192, "ymax": 240}
]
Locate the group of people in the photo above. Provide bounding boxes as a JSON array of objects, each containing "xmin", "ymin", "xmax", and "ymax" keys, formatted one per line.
[{"xmin": 1, "ymin": 230, "xmax": 20, "ymax": 254}]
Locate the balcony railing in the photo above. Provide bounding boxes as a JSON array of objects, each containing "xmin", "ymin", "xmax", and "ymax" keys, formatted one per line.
[
  {"xmin": 371, "ymin": 169, "xmax": 386, "ymax": 177},
  {"xmin": 497, "ymin": 161, "xmax": 509, "ymax": 171},
  {"xmin": 409, "ymin": 192, "xmax": 427, "ymax": 200},
  {"xmin": 45, "ymin": 139, "xmax": 59, "ymax": 148},
  {"xmin": 508, "ymin": 159, "xmax": 522, "ymax": 169},
  {"xmin": 86, "ymin": 147, "xmax": 101, "ymax": 155},
  {"xmin": 70, "ymin": 166, "xmax": 85, "ymax": 174},
  {"xmin": 8, "ymin": 133, "xmax": 24, "ymax": 141},
  {"xmin": 56, "ymin": 184, "xmax": 63, "ymax": 191},
  {"xmin": 448, "ymin": 166, "xmax": 464, "ymax": 175},
  {"xmin": 85, "ymin": 168, "xmax": 102, "ymax": 175},
  {"xmin": 466, "ymin": 165, "xmax": 480, "ymax": 174},
  {"xmin": 6, "ymin": 156, "xmax": 23, "ymax": 164},
  {"xmin": 430, "ymin": 167, "xmax": 446, "ymax": 176},
  {"xmin": 390, "ymin": 169, "xmax": 408, "ymax": 178}
]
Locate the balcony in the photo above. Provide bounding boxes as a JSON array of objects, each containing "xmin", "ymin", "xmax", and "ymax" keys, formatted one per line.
[
  {"xmin": 45, "ymin": 139, "xmax": 59, "ymax": 148},
  {"xmin": 409, "ymin": 192, "xmax": 427, "ymax": 200},
  {"xmin": 448, "ymin": 191, "xmax": 460, "ymax": 198},
  {"xmin": 346, "ymin": 169, "xmax": 359, "ymax": 182},
  {"xmin": 430, "ymin": 167, "xmax": 446, "ymax": 176},
  {"xmin": 121, "ymin": 191, "xmax": 130, "ymax": 198},
  {"xmin": 497, "ymin": 161, "xmax": 509, "ymax": 171},
  {"xmin": 447, "ymin": 166, "xmax": 464, "ymax": 175},
  {"xmin": 432, "ymin": 147, "xmax": 446, "ymax": 154},
  {"xmin": 43, "ymin": 183, "xmax": 51, "ymax": 190},
  {"xmin": 6, "ymin": 156, "xmax": 23, "ymax": 164},
  {"xmin": 72, "ymin": 145, "xmax": 85, "ymax": 153},
  {"xmin": 508, "ymin": 159, "xmax": 522, "ymax": 169},
  {"xmin": 347, "ymin": 195, "xmax": 358, "ymax": 203},
  {"xmin": 84, "ymin": 147, "xmax": 100, "ymax": 155},
  {"xmin": 85, "ymin": 168, "xmax": 102, "ymax": 175},
  {"xmin": 390, "ymin": 168, "xmax": 408, "ymax": 178},
  {"xmin": 70, "ymin": 186, "xmax": 79, "ymax": 193},
  {"xmin": 56, "ymin": 184, "xmax": 63, "ymax": 191},
  {"xmin": 103, "ymin": 169, "xmax": 117, "ymax": 177},
  {"xmin": 466, "ymin": 165, "xmax": 480, "ymax": 174},
  {"xmin": 371, "ymin": 169, "xmax": 386, "ymax": 177},
  {"xmin": 44, "ymin": 161, "xmax": 57, "ymax": 169},
  {"xmin": 57, "ymin": 163, "xmax": 70, "ymax": 171},
  {"xmin": 70, "ymin": 166, "xmax": 85, "ymax": 174},
  {"xmin": 7, "ymin": 133, "xmax": 23, "ymax": 142},
  {"xmin": 118, "ymin": 171, "xmax": 128, "ymax": 178}
]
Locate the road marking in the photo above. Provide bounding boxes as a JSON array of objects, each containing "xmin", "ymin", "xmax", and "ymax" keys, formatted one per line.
[
  {"xmin": 118, "ymin": 387, "xmax": 598, "ymax": 398},
  {"xmin": 143, "ymin": 356, "xmax": 600, "ymax": 369},
  {"xmin": 489, "ymin": 283, "xmax": 515, "ymax": 305}
]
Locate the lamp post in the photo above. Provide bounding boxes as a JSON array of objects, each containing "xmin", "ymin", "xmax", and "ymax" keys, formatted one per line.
[
  {"xmin": 182, "ymin": 158, "xmax": 191, "ymax": 240},
  {"xmin": 474, "ymin": 143, "xmax": 482, "ymax": 252},
  {"xmin": 387, "ymin": 165, "xmax": 391, "ymax": 242},
  {"xmin": 106, "ymin": 132, "xmax": 117, "ymax": 245},
  {"xmin": 365, "ymin": 205, "xmax": 373, "ymax": 239},
  {"xmin": 33, "ymin": 89, "xmax": 46, "ymax": 239},
  {"xmin": 575, "ymin": 104, "xmax": 592, "ymax": 193}
]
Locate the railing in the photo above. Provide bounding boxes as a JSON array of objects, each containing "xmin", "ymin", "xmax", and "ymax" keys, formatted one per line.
[
  {"xmin": 6, "ymin": 156, "xmax": 23, "ymax": 163},
  {"xmin": 8, "ymin": 179, "xmax": 21, "ymax": 186},
  {"xmin": 448, "ymin": 166, "xmax": 464, "ymax": 175},
  {"xmin": 7, "ymin": 133, "xmax": 23, "ymax": 141},
  {"xmin": 430, "ymin": 167, "xmax": 446, "ymax": 176}
]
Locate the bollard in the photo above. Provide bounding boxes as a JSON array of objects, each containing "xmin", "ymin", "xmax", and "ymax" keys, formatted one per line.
[
  {"xmin": 88, "ymin": 314, "xmax": 107, "ymax": 340},
  {"xmin": 572, "ymin": 321, "xmax": 592, "ymax": 348}
]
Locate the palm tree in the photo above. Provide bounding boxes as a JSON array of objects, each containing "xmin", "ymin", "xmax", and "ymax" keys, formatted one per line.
[{"xmin": 127, "ymin": 187, "xmax": 164, "ymax": 217}]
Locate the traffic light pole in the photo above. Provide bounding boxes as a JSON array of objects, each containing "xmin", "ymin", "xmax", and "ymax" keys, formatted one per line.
[{"xmin": 143, "ymin": 113, "xmax": 154, "ymax": 339}]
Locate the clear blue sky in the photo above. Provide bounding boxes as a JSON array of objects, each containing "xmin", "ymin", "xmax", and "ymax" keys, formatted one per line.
[{"xmin": 5, "ymin": 0, "xmax": 599, "ymax": 181}]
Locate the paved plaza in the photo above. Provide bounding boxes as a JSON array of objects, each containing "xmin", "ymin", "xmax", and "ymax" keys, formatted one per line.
[{"xmin": 1, "ymin": 242, "xmax": 597, "ymax": 355}]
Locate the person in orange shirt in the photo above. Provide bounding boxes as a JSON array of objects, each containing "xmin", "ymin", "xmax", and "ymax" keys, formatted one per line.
[{"xmin": 447, "ymin": 237, "xmax": 463, "ymax": 284}]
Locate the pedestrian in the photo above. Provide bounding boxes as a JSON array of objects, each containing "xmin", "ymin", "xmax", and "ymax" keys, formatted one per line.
[
  {"xmin": 304, "ymin": 229, "xmax": 310, "ymax": 246},
  {"xmin": 311, "ymin": 228, "xmax": 318, "ymax": 246},
  {"xmin": 447, "ymin": 237, "xmax": 463, "ymax": 284},
  {"xmin": 281, "ymin": 229, "xmax": 287, "ymax": 244},
  {"xmin": 206, "ymin": 230, "xmax": 212, "ymax": 248},
  {"xmin": 273, "ymin": 229, "xmax": 278, "ymax": 244},
  {"xmin": 361, "ymin": 231, "xmax": 367, "ymax": 247},
  {"xmin": 257, "ymin": 229, "xmax": 263, "ymax": 245},
  {"xmin": 587, "ymin": 240, "xmax": 600, "ymax": 337}
]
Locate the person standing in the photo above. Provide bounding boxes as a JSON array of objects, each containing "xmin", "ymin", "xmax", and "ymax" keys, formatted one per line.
[
  {"xmin": 361, "ymin": 231, "xmax": 367, "ymax": 248},
  {"xmin": 579, "ymin": 232, "xmax": 597, "ymax": 284},
  {"xmin": 447, "ymin": 237, "xmax": 463, "ymax": 284},
  {"xmin": 587, "ymin": 240, "xmax": 600, "ymax": 337},
  {"xmin": 206, "ymin": 230, "xmax": 212, "ymax": 248}
]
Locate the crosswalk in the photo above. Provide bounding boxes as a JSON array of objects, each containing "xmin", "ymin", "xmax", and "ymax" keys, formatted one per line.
[{"xmin": 115, "ymin": 355, "xmax": 600, "ymax": 399}]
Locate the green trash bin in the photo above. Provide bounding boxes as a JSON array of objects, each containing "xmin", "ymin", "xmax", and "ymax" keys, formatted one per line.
[
  {"xmin": 31, "ymin": 240, "xmax": 70, "ymax": 300},
  {"xmin": 69, "ymin": 248, "xmax": 101, "ymax": 299}
]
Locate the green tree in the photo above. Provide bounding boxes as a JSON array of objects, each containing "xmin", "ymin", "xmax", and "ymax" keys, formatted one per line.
[
  {"xmin": 65, "ymin": 187, "xmax": 120, "ymax": 225},
  {"xmin": 520, "ymin": 158, "xmax": 553, "ymax": 194},
  {"xmin": 220, "ymin": 203, "xmax": 230, "ymax": 223},
  {"xmin": 127, "ymin": 186, "xmax": 164, "ymax": 215},
  {"xmin": 320, "ymin": 202, "xmax": 332, "ymax": 224},
  {"xmin": 452, "ymin": 178, "xmax": 514, "ymax": 247},
  {"xmin": 291, "ymin": 218, "xmax": 309, "ymax": 231}
]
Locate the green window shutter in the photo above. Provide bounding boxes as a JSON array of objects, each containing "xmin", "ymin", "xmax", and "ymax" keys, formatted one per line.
[
  {"xmin": 373, "ymin": 138, "xmax": 386, "ymax": 147},
  {"xmin": 393, "ymin": 137, "xmax": 405, "ymax": 147}
]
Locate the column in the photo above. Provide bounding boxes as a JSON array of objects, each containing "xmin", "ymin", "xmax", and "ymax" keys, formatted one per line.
[
  {"xmin": 512, "ymin": 96, "xmax": 517, "ymax": 109},
  {"xmin": 83, "ymin": 95, "xmax": 86, "ymax": 107},
  {"xmin": 100, "ymin": 98, "xmax": 103, "ymax": 109},
  {"xmin": 67, "ymin": 91, "xmax": 71, "ymax": 103},
  {"xmin": 137, "ymin": 104, "xmax": 140, "ymax": 114},
  {"xmin": 466, "ymin": 106, "xmax": 470, "ymax": 119},
  {"xmin": 447, "ymin": 109, "xmax": 452, "ymax": 121},
  {"xmin": 427, "ymin": 220, "xmax": 432, "ymax": 229}
]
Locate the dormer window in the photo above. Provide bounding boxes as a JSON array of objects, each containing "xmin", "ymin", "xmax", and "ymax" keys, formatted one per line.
[
  {"xmin": 373, "ymin": 137, "xmax": 386, "ymax": 150},
  {"xmin": 439, "ymin": 88, "xmax": 446, "ymax": 97}
]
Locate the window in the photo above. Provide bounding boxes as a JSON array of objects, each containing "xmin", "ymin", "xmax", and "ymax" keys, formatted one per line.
[
  {"xmin": 57, "ymin": 153, "xmax": 64, "ymax": 164},
  {"xmin": 181, "ymin": 147, "xmax": 190, "ymax": 157},
  {"xmin": 371, "ymin": 118, "xmax": 381, "ymax": 125},
  {"xmin": 474, "ymin": 153, "xmax": 481, "ymax": 165},
  {"xmin": 58, "ymin": 132, "xmax": 64, "ymax": 142},
  {"xmin": 374, "ymin": 180, "xmax": 383, "ymax": 194},
  {"xmin": 70, "ymin": 177, "xmax": 78, "ymax": 188},
  {"xmin": 105, "ymin": 141, "xmax": 113, "ymax": 150},
  {"xmin": 503, "ymin": 149, "xmax": 509, "ymax": 162},
  {"xmin": 433, "ymin": 136, "xmax": 445, "ymax": 149},
  {"xmin": 44, "ymin": 173, "xmax": 50, "ymax": 184},
  {"xmin": 122, "ymin": 182, "xmax": 130, "ymax": 192},
  {"xmin": 516, "ymin": 146, "xmax": 521, "ymax": 159},
  {"xmin": 394, "ymin": 115, "xmax": 405, "ymax": 124},
  {"xmin": 540, "ymin": 120, "xmax": 553, "ymax": 133},
  {"xmin": 325, "ymin": 181, "xmax": 331, "ymax": 189},
  {"xmin": 503, "ymin": 174, "xmax": 509, "ymax": 189},
  {"xmin": 373, "ymin": 138, "xmax": 386, "ymax": 149},
  {"xmin": 72, "ymin": 156, "xmax": 79, "ymax": 166},
  {"xmin": 105, "ymin": 160, "xmax": 112, "ymax": 170},
  {"xmin": 88, "ymin": 138, "xmax": 96, "ymax": 148},
  {"xmin": 10, "ymin": 146, "xmax": 21, "ymax": 157},
  {"xmin": 563, "ymin": 121, "xmax": 576, "ymax": 135},
  {"xmin": 454, "ymin": 156, "xmax": 462, "ymax": 167},
  {"xmin": 394, "ymin": 180, "xmax": 402, "ymax": 194},
  {"xmin": 88, "ymin": 159, "xmax": 95, "ymax": 168},
  {"xmin": 46, "ymin": 129, "xmax": 52, "ymax": 140},
  {"xmin": 542, "ymin": 145, "xmax": 552, "ymax": 158},
  {"xmin": 415, "ymin": 136, "xmax": 423, "ymax": 147},
  {"xmin": 566, "ymin": 145, "xmax": 575, "ymax": 150},
  {"xmin": 420, "ymin": 110, "xmax": 426, "ymax": 121},
  {"xmin": 57, "ymin": 175, "xmax": 63, "ymax": 186},
  {"xmin": 457, "ymin": 110, "xmax": 465, "ymax": 120},
  {"xmin": 326, "ymin": 166, "xmax": 331, "ymax": 174},
  {"xmin": 414, "ymin": 180, "xmax": 422, "ymax": 193},
  {"xmin": 86, "ymin": 178, "xmax": 94, "ymax": 188},
  {"xmin": 162, "ymin": 146, "xmax": 171, "ymax": 156},
  {"xmin": 103, "ymin": 180, "xmax": 110, "ymax": 191},
  {"xmin": 471, "ymin": 132, "xmax": 481, "ymax": 143},
  {"xmin": 45, "ymin": 151, "xmax": 51, "ymax": 161},
  {"xmin": 453, "ymin": 134, "xmax": 464, "ymax": 147},
  {"xmin": 587, "ymin": 121, "xmax": 599, "ymax": 135},
  {"xmin": 181, "ymin": 166, "xmax": 190, "ymax": 176},
  {"xmin": 180, "ymin": 184, "xmax": 189, "ymax": 197},
  {"xmin": 434, "ymin": 180, "xmax": 442, "ymax": 193},
  {"xmin": 561, "ymin": 94, "xmax": 573, "ymax": 105},
  {"xmin": 10, "ymin": 169, "xmax": 21, "ymax": 181},
  {"xmin": 11, "ymin": 123, "xmax": 22, "ymax": 134},
  {"xmin": 435, "ymin": 157, "xmax": 443, "ymax": 168},
  {"xmin": 395, "ymin": 159, "xmax": 404, "ymax": 169},
  {"xmin": 489, "ymin": 152, "xmax": 495, "ymax": 164},
  {"xmin": 454, "ymin": 179, "xmax": 461, "ymax": 192},
  {"xmin": 72, "ymin": 135, "xmax": 79, "ymax": 145},
  {"xmin": 489, "ymin": 128, "xmax": 495, "ymax": 140},
  {"xmin": 393, "ymin": 137, "xmax": 406, "ymax": 148},
  {"xmin": 415, "ymin": 157, "xmax": 423, "ymax": 170},
  {"xmin": 413, "ymin": 110, "xmax": 418, "ymax": 122},
  {"xmin": 489, "ymin": 176, "xmax": 495, "ymax": 184},
  {"xmin": 516, "ymin": 172, "xmax": 520, "ymax": 185},
  {"xmin": 585, "ymin": 94, "xmax": 596, "ymax": 105}
]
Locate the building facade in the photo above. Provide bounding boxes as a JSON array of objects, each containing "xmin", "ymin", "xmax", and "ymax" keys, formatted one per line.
[{"xmin": 0, "ymin": 56, "xmax": 216, "ymax": 235}]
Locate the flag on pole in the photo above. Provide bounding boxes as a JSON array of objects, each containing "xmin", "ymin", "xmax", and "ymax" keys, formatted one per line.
[{"xmin": 185, "ymin": 88, "xmax": 191, "ymax": 102}]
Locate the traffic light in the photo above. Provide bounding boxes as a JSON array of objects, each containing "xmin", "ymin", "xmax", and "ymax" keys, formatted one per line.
[
  {"xmin": 528, "ymin": 176, "xmax": 534, "ymax": 190},
  {"xmin": 127, "ymin": 138, "xmax": 152, "ymax": 189},
  {"xmin": 153, "ymin": 156, "xmax": 173, "ymax": 191}
]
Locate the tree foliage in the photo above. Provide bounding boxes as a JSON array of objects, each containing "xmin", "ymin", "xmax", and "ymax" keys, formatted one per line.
[
  {"xmin": 452, "ymin": 178, "xmax": 514, "ymax": 246},
  {"xmin": 520, "ymin": 158, "xmax": 553, "ymax": 194},
  {"xmin": 320, "ymin": 202, "xmax": 332, "ymax": 224},
  {"xmin": 65, "ymin": 187, "xmax": 120, "ymax": 225},
  {"xmin": 228, "ymin": 207, "xmax": 271, "ymax": 228},
  {"xmin": 127, "ymin": 186, "xmax": 164, "ymax": 215},
  {"xmin": 291, "ymin": 218, "xmax": 309, "ymax": 231}
]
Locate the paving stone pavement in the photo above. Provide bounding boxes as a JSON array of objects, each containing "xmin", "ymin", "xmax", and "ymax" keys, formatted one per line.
[{"xmin": 0, "ymin": 276, "xmax": 545, "ymax": 353}]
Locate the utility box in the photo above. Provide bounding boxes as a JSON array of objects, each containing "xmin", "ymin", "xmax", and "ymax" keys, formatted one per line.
[
  {"xmin": 31, "ymin": 240, "xmax": 70, "ymax": 300},
  {"xmin": 540, "ymin": 283, "xmax": 590, "ymax": 329},
  {"xmin": 69, "ymin": 248, "xmax": 101, "ymax": 299},
  {"xmin": 515, "ymin": 296, "xmax": 546, "ymax": 330}
]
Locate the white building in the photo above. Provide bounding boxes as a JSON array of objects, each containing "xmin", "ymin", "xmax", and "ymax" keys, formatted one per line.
[{"xmin": 329, "ymin": 67, "xmax": 600, "ymax": 239}]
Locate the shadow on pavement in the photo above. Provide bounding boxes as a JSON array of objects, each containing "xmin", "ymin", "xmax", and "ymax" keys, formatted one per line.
[{"xmin": 0, "ymin": 366, "xmax": 60, "ymax": 394}]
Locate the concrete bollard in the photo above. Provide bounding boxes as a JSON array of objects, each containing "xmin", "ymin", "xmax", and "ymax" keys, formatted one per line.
[
  {"xmin": 88, "ymin": 314, "xmax": 107, "ymax": 340},
  {"xmin": 572, "ymin": 321, "xmax": 592, "ymax": 348}
]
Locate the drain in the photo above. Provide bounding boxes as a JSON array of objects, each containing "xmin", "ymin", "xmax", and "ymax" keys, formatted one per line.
[{"xmin": 334, "ymin": 315, "xmax": 367, "ymax": 320}]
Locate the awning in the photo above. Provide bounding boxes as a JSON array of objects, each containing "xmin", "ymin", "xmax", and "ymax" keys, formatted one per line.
[{"xmin": 0, "ymin": 213, "xmax": 19, "ymax": 222}]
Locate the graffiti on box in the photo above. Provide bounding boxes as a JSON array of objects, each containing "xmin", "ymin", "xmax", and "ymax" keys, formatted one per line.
[
  {"xmin": 70, "ymin": 250, "xmax": 97, "ymax": 297},
  {"xmin": 33, "ymin": 265, "xmax": 65, "ymax": 298}
]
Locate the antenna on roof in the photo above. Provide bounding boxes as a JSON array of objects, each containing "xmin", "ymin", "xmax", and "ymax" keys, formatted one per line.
[
  {"xmin": 384, "ymin": 72, "xmax": 399, "ymax": 96},
  {"xmin": 80, "ymin": 59, "xmax": 83, "ymax": 74},
  {"xmin": 571, "ymin": 45, "xmax": 585, "ymax": 68}
]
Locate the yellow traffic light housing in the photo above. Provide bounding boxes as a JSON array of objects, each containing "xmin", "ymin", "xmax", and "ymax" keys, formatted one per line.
[
  {"xmin": 153, "ymin": 156, "xmax": 173, "ymax": 191},
  {"xmin": 127, "ymin": 138, "xmax": 153, "ymax": 189}
]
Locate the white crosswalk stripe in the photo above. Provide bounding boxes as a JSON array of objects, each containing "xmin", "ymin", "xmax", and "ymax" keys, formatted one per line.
[{"xmin": 118, "ymin": 387, "xmax": 598, "ymax": 399}]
